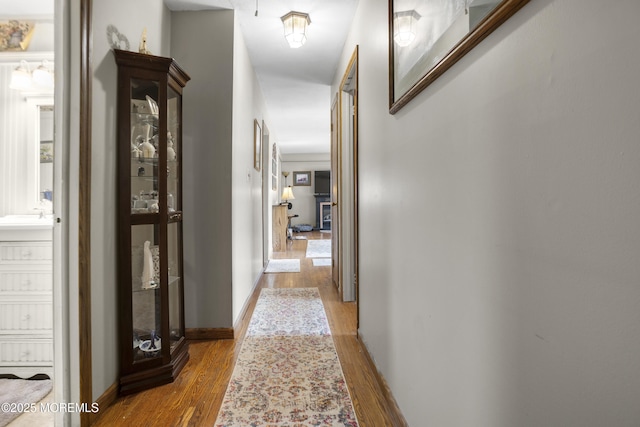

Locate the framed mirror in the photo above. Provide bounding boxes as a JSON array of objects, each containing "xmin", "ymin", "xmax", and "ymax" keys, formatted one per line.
[
  {"xmin": 389, "ymin": 0, "xmax": 530, "ymax": 114},
  {"xmin": 26, "ymin": 96, "xmax": 54, "ymax": 209},
  {"xmin": 38, "ymin": 104, "xmax": 54, "ymax": 203}
]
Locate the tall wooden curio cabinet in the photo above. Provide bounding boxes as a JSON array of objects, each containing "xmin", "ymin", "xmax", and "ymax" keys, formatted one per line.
[{"xmin": 113, "ymin": 49, "xmax": 190, "ymax": 394}]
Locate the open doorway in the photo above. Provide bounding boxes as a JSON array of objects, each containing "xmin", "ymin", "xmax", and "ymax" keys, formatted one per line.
[
  {"xmin": 334, "ymin": 47, "xmax": 359, "ymax": 321},
  {"xmin": 0, "ymin": 6, "xmax": 69, "ymax": 425}
]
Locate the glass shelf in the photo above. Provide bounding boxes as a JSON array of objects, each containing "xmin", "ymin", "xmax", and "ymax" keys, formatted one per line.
[{"xmin": 132, "ymin": 275, "xmax": 181, "ymax": 293}]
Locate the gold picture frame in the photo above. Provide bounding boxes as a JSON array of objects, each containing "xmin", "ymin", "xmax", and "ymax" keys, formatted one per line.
[{"xmin": 0, "ymin": 21, "xmax": 35, "ymax": 52}]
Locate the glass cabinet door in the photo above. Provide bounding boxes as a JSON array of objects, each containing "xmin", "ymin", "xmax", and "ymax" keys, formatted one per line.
[
  {"xmin": 131, "ymin": 224, "xmax": 162, "ymax": 362},
  {"xmin": 167, "ymin": 84, "xmax": 184, "ymax": 353},
  {"xmin": 167, "ymin": 86, "xmax": 180, "ymax": 214},
  {"xmin": 130, "ymin": 79, "xmax": 160, "ymax": 216},
  {"xmin": 167, "ymin": 221, "xmax": 183, "ymax": 353}
]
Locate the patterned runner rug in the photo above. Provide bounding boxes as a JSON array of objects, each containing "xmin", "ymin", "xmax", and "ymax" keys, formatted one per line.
[{"xmin": 215, "ymin": 288, "xmax": 359, "ymax": 426}]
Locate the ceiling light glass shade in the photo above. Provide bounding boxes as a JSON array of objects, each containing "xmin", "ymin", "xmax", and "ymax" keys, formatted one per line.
[
  {"xmin": 9, "ymin": 60, "xmax": 32, "ymax": 91},
  {"xmin": 281, "ymin": 11, "xmax": 311, "ymax": 48},
  {"xmin": 32, "ymin": 60, "xmax": 54, "ymax": 88},
  {"xmin": 393, "ymin": 10, "xmax": 421, "ymax": 47},
  {"xmin": 281, "ymin": 186, "xmax": 295, "ymax": 201}
]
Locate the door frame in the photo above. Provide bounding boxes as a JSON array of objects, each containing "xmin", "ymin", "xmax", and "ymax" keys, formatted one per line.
[
  {"xmin": 79, "ymin": 0, "xmax": 93, "ymax": 424},
  {"xmin": 337, "ymin": 46, "xmax": 359, "ymax": 321},
  {"xmin": 51, "ymin": 0, "xmax": 75, "ymax": 424},
  {"xmin": 331, "ymin": 96, "xmax": 341, "ymax": 298},
  {"xmin": 261, "ymin": 121, "xmax": 270, "ymax": 267}
]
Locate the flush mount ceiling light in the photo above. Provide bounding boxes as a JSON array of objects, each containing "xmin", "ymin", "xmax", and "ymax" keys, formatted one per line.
[
  {"xmin": 281, "ymin": 11, "xmax": 311, "ymax": 49},
  {"xmin": 393, "ymin": 10, "xmax": 421, "ymax": 47}
]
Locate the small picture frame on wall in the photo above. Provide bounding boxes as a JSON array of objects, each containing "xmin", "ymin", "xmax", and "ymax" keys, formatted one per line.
[
  {"xmin": 293, "ymin": 171, "xmax": 311, "ymax": 186},
  {"xmin": 253, "ymin": 119, "xmax": 261, "ymax": 171}
]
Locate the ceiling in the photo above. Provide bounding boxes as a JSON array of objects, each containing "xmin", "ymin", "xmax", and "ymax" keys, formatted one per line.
[
  {"xmin": 165, "ymin": 0, "xmax": 358, "ymax": 155},
  {"xmin": 2, "ymin": 0, "xmax": 357, "ymax": 154},
  {"xmin": 0, "ymin": 0, "xmax": 53, "ymax": 18}
]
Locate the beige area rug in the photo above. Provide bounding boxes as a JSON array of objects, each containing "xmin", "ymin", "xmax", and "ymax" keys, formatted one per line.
[
  {"xmin": 305, "ymin": 239, "xmax": 331, "ymax": 258},
  {"xmin": 0, "ymin": 379, "xmax": 52, "ymax": 427},
  {"xmin": 215, "ymin": 288, "xmax": 359, "ymax": 426},
  {"xmin": 265, "ymin": 259, "xmax": 301, "ymax": 273},
  {"xmin": 312, "ymin": 258, "xmax": 332, "ymax": 267}
]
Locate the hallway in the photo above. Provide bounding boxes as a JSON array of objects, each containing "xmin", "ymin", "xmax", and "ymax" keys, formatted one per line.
[{"xmin": 93, "ymin": 231, "xmax": 402, "ymax": 426}]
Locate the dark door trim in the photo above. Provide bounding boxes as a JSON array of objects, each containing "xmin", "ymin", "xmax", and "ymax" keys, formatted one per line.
[{"xmin": 79, "ymin": 0, "xmax": 93, "ymax": 424}]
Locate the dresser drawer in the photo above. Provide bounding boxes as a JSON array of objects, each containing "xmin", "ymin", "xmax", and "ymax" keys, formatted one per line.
[
  {"xmin": 0, "ymin": 270, "xmax": 52, "ymax": 293},
  {"xmin": 0, "ymin": 298, "xmax": 53, "ymax": 332},
  {"xmin": 0, "ymin": 242, "xmax": 52, "ymax": 264},
  {"xmin": 0, "ymin": 339, "xmax": 53, "ymax": 364}
]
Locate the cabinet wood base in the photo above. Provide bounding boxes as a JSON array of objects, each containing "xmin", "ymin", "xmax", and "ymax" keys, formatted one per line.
[{"xmin": 119, "ymin": 344, "xmax": 189, "ymax": 395}]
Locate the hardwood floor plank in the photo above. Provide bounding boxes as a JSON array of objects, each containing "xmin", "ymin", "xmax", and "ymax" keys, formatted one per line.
[{"xmin": 93, "ymin": 231, "xmax": 402, "ymax": 426}]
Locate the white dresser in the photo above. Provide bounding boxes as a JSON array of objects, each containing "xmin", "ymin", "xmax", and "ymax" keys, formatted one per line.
[{"xmin": 0, "ymin": 218, "xmax": 53, "ymax": 378}]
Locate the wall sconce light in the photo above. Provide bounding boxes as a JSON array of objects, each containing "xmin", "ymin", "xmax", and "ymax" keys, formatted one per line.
[
  {"xmin": 9, "ymin": 59, "xmax": 54, "ymax": 92},
  {"xmin": 32, "ymin": 60, "xmax": 54, "ymax": 88},
  {"xmin": 9, "ymin": 60, "xmax": 31, "ymax": 90},
  {"xmin": 281, "ymin": 11, "xmax": 311, "ymax": 49},
  {"xmin": 393, "ymin": 10, "xmax": 421, "ymax": 47}
]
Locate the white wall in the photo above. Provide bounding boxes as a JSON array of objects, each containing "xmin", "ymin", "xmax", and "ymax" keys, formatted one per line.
[
  {"xmin": 335, "ymin": 0, "xmax": 640, "ymax": 425},
  {"xmin": 91, "ymin": 0, "xmax": 171, "ymax": 400},
  {"xmin": 172, "ymin": 10, "xmax": 235, "ymax": 329},
  {"xmin": 281, "ymin": 154, "xmax": 330, "ymax": 228},
  {"xmin": 173, "ymin": 10, "xmax": 272, "ymax": 327},
  {"xmin": 230, "ymin": 12, "xmax": 272, "ymax": 322}
]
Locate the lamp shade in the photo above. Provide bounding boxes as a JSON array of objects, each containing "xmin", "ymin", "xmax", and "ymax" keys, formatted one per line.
[
  {"xmin": 393, "ymin": 10, "xmax": 421, "ymax": 47},
  {"xmin": 281, "ymin": 186, "xmax": 295, "ymax": 201},
  {"xmin": 281, "ymin": 11, "xmax": 311, "ymax": 48}
]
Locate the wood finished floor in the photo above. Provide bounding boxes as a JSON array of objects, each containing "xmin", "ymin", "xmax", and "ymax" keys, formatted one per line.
[{"xmin": 93, "ymin": 231, "xmax": 398, "ymax": 426}]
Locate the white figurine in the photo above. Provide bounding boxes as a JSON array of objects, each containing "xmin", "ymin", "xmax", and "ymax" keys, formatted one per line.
[
  {"xmin": 141, "ymin": 138, "xmax": 155, "ymax": 158},
  {"xmin": 141, "ymin": 240, "xmax": 155, "ymax": 289},
  {"xmin": 167, "ymin": 132, "xmax": 176, "ymax": 161},
  {"xmin": 131, "ymin": 143, "xmax": 142, "ymax": 158},
  {"xmin": 140, "ymin": 123, "xmax": 155, "ymax": 158}
]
